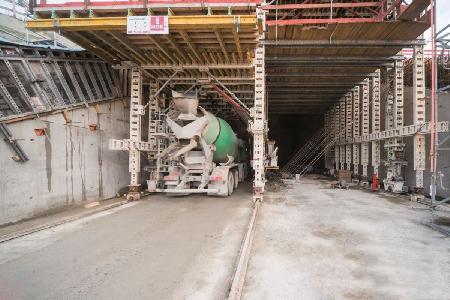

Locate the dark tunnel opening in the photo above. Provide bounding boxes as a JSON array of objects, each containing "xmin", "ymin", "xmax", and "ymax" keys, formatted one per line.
[{"xmin": 268, "ymin": 114, "xmax": 324, "ymax": 169}]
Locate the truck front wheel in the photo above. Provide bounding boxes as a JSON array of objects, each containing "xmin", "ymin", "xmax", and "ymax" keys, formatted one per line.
[
  {"xmin": 233, "ymin": 169, "xmax": 239, "ymax": 189},
  {"xmin": 227, "ymin": 172, "xmax": 234, "ymax": 196}
]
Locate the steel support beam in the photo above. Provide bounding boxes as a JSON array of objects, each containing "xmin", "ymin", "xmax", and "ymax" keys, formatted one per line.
[
  {"xmin": 333, "ymin": 104, "xmax": 339, "ymax": 170},
  {"xmin": 3, "ymin": 60, "xmax": 34, "ymax": 111},
  {"xmin": 353, "ymin": 84, "xmax": 361, "ymax": 175},
  {"xmin": 265, "ymin": 17, "xmax": 384, "ymax": 26},
  {"xmin": 267, "ymin": 73, "xmax": 378, "ymax": 77},
  {"xmin": 0, "ymin": 78, "xmax": 22, "ymax": 114},
  {"xmin": 262, "ymin": 40, "xmax": 424, "ymax": 48},
  {"xmin": 147, "ymin": 80, "xmax": 160, "ymax": 192},
  {"xmin": 394, "ymin": 60, "xmax": 404, "ymax": 129},
  {"xmin": 324, "ymin": 112, "xmax": 332, "ymax": 169},
  {"xmin": 64, "ymin": 62, "xmax": 87, "ymax": 104},
  {"xmin": 339, "ymin": 97, "xmax": 346, "ymax": 170},
  {"xmin": 345, "ymin": 92, "xmax": 353, "ymax": 171},
  {"xmin": 413, "ymin": 45, "xmax": 426, "ymax": 190},
  {"xmin": 139, "ymin": 64, "xmax": 253, "ymax": 70},
  {"xmin": 18, "ymin": 60, "xmax": 54, "ymax": 111},
  {"xmin": 39, "ymin": 61, "xmax": 66, "ymax": 106},
  {"xmin": 52, "ymin": 61, "xmax": 76, "ymax": 104},
  {"xmin": 324, "ymin": 109, "xmax": 334, "ymax": 170},
  {"xmin": 251, "ymin": 44, "xmax": 266, "ymax": 202},
  {"xmin": 128, "ymin": 68, "xmax": 143, "ymax": 200},
  {"xmin": 74, "ymin": 62, "xmax": 95, "ymax": 100},
  {"xmin": 266, "ymin": 56, "xmax": 403, "ymax": 62},
  {"xmin": 93, "ymin": 63, "xmax": 111, "ymax": 98},
  {"xmin": 371, "ymin": 69, "xmax": 381, "ymax": 176},
  {"xmin": 263, "ymin": 2, "xmax": 381, "ymax": 10},
  {"xmin": 251, "ymin": 10, "xmax": 266, "ymax": 202},
  {"xmin": 361, "ymin": 80, "xmax": 370, "ymax": 178},
  {"xmin": 27, "ymin": 15, "xmax": 258, "ymax": 31},
  {"xmin": 84, "ymin": 62, "xmax": 103, "ymax": 99}
]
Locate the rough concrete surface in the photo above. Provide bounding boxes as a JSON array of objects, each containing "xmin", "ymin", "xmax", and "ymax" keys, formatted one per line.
[
  {"xmin": 0, "ymin": 186, "xmax": 252, "ymax": 299},
  {"xmin": 243, "ymin": 176, "xmax": 450, "ymax": 300},
  {"xmin": 0, "ymin": 99, "xmax": 130, "ymax": 225}
]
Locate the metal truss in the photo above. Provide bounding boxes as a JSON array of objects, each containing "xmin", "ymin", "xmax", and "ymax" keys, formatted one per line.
[
  {"xmin": 249, "ymin": 7, "xmax": 266, "ymax": 202},
  {"xmin": 371, "ymin": 69, "xmax": 381, "ymax": 175},
  {"xmin": 352, "ymin": 84, "xmax": 360, "ymax": 175},
  {"xmin": 413, "ymin": 45, "xmax": 426, "ymax": 190},
  {"xmin": 250, "ymin": 44, "xmax": 266, "ymax": 202},
  {"xmin": 361, "ymin": 80, "xmax": 370, "ymax": 178},
  {"xmin": 127, "ymin": 68, "xmax": 144, "ymax": 200},
  {"xmin": 0, "ymin": 44, "xmax": 120, "ymax": 119},
  {"xmin": 345, "ymin": 92, "xmax": 352, "ymax": 171},
  {"xmin": 339, "ymin": 97, "xmax": 346, "ymax": 170},
  {"xmin": 0, "ymin": 112, "xmax": 28, "ymax": 162},
  {"xmin": 339, "ymin": 121, "xmax": 449, "ymax": 145}
]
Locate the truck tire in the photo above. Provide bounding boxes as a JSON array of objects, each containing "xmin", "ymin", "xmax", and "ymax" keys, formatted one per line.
[
  {"xmin": 233, "ymin": 169, "xmax": 239, "ymax": 189},
  {"xmin": 227, "ymin": 171, "xmax": 234, "ymax": 196}
]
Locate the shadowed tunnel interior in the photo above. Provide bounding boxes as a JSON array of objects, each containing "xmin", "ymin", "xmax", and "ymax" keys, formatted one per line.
[{"xmin": 268, "ymin": 114, "xmax": 324, "ymax": 168}]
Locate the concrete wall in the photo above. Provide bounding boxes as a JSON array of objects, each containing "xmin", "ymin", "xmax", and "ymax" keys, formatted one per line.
[
  {"xmin": 403, "ymin": 87, "xmax": 450, "ymax": 199},
  {"xmin": 0, "ymin": 100, "xmax": 130, "ymax": 225},
  {"xmin": 368, "ymin": 86, "xmax": 450, "ymax": 199}
]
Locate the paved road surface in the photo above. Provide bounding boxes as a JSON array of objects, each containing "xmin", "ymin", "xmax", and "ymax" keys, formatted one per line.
[{"xmin": 0, "ymin": 186, "xmax": 252, "ymax": 300}]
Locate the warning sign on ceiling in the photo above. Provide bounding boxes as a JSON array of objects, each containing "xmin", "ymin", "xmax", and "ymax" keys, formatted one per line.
[{"xmin": 127, "ymin": 16, "xmax": 169, "ymax": 35}]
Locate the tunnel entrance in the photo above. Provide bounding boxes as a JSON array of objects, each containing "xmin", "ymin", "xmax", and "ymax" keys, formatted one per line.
[{"xmin": 268, "ymin": 114, "xmax": 324, "ymax": 168}]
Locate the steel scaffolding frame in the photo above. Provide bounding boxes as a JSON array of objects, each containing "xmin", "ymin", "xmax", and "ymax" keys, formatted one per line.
[{"xmin": 0, "ymin": 45, "xmax": 121, "ymax": 119}]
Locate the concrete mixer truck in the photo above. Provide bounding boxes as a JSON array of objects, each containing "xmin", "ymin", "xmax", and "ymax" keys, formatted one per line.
[{"xmin": 151, "ymin": 91, "xmax": 248, "ymax": 196}]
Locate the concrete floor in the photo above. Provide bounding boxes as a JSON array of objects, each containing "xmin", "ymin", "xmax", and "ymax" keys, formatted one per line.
[
  {"xmin": 2, "ymin": 177, "xmax": 449, "ymax": 300},
  {"xmin": 243, "ymin": 176, "xmax": 450, "ymax": 300},
  {"xmin": 0, "ymin": 185, "xmax": 252, "ymax": 300}
]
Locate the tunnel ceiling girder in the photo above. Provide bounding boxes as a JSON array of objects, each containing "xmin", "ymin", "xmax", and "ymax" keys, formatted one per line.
[
  {"xmin": 27, "ymin": 0, "xmax": 431, "ymax": 116},
  {"xmin": 264, "ymin": 14, "xmax": 429, "ymax": 114}
]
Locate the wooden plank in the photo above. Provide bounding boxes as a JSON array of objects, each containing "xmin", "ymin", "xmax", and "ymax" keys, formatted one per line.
[{"xmin": 399, "ymin": 0, "xmax": 430, "ymax": 21}]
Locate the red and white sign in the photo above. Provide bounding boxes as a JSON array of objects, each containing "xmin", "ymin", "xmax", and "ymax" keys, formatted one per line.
[
  {"xmin": 149, "ymin": 16, "xmax": 169, "ymax": 34},
  {"xmin": 127, "ymin": 16, "xmax": 169, "ymax": 35}
]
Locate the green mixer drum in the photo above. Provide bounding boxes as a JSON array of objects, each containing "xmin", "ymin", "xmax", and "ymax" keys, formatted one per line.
[{"xmin": 203, "ymin": 113, "xmax": 238, "ymax": 163}]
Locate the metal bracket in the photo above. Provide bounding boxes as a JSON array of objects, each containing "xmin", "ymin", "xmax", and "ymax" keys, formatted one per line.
[
  {"xmin": 143, "ymin": 70, "xmax": 179, "ymax": 110},
  {"xmin": 0, "ymin": 114, "xmax": 28, "ymax": 162},
  {"xmin": 109, "ymin": 139, "xmax": 152, "ymax": 152}
]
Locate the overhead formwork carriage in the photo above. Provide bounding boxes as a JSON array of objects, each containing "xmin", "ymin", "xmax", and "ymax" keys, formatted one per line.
[
  {"xmin": 27, "ymin": 0, "xmax": 273, "ymax": 201},
  {"xmin": 26, "ymin": 0, "xmax": 443, "ymax": 201},
  {"xmin": 260, "ymin": 0, "xmax": 447, "ymax": 197}
]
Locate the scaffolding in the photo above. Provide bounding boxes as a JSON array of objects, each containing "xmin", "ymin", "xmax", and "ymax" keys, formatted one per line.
[{"xmin": 22, "ymin": 0, "xmax": 445, "ymax": 204}]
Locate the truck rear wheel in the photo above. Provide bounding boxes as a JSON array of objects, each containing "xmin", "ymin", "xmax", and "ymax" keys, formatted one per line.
[
  {"xmin": 227, "ymin": 172, "xmax": 234, "ymax": 196},
  {"xmin": 233, "ymin": 169, "xmax": 239, "ymax": 189}
]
